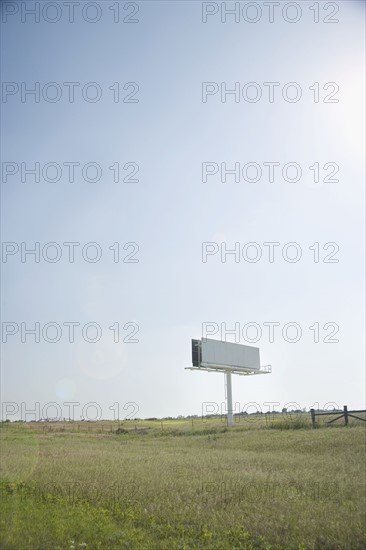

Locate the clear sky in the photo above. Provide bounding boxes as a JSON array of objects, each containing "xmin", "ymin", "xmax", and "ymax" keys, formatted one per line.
[{"xmin": 1, "ymin": 0, "xmax": 365, "ymax": 421}]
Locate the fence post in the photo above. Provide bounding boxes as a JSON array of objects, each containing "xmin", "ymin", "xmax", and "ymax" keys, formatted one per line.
[
  {"xmin": 344, "ymin": 405, "xmax": 348, "ymax": 426},
  {"xmin": 310, "ymin": 408, "xmax": 316, "ymax": 428}
]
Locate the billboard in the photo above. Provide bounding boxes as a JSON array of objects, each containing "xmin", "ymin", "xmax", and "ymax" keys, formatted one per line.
[{"xmin": 192, "ymin": 338, "xmax": 260, "ymax": 371}]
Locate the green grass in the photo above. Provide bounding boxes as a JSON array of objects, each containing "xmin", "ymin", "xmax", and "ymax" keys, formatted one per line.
[{"xmin": 1, "ymin": 419, "xmax": 365, "ymax": 549}]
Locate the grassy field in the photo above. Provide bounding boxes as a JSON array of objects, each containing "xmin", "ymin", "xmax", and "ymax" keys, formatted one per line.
[{"xmin": 0, "ymin": 416, "xmax": 365, "ymax": 549}]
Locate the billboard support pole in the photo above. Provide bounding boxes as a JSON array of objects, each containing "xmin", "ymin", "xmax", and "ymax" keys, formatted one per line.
[{"xmin": 226, "ymin": 371, "xmax": 233, "ymax": 427}]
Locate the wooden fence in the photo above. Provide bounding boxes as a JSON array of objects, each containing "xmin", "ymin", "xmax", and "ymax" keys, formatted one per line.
[{"xmin": 310, "ymin": 406, "xmax": 366, "ymax": 428}]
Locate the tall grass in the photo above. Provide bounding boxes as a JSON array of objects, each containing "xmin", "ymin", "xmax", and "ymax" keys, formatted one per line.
[{"xmin": 1, "ymin": 420, "xmax": 365, "ymax": 549}]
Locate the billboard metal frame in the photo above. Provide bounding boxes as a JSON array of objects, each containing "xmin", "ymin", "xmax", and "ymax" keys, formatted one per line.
[{"xmin": 185, "ymin": 364, "xmax": 272, "ymax": 376}]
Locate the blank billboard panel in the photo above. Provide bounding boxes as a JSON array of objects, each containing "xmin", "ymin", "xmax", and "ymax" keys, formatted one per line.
[{"xmin": 200, "ymin": 338, "xmax": 260, "ymax": 370}]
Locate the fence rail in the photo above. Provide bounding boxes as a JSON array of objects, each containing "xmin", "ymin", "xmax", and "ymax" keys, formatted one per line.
[{"xmin": 310, "ymin": 405, "xmax": 366, "ymax": 428}]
